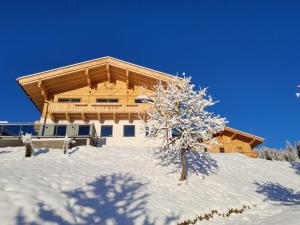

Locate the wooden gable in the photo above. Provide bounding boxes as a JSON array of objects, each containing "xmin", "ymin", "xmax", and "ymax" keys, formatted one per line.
[{"xmin": 17, "ymin": 56, "xmax": 181, "ymax": 111}]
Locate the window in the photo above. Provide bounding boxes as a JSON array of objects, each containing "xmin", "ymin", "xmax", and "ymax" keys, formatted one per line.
[
  {"xmin": 135, "ymin": 99, "xmax": 145, "ymax": 103},
  {"xmin": 124, "ymin": 125, "xmax": 135, "ymax": 137},
  {"xmin": 58, "ymin": 98, "xmax": 81, "ymax": 103},
  {"xmin": 134, "ymin": 98, "xmax": 153, "ymax": 103},
  {"xmin": 78, "ymin": 125, "xmax": 90, "ymax": 136},
  {"xmin": 219, "ymin": 147, "xmax": 225, "ymax": 153},
  {"xmin": 237, "ymin": 146, "xmax": 243, "ymax": 153},
  {"xmin": 96, "ymin": 99, "xmax": 119, "ymax": 103},
  {"xmin": 101, "ymin": 125, "xmax": 113, "ymax": 137},
  {"xmin": 54, "ymin": 125, "xmax": 67, "ymax": 136}
]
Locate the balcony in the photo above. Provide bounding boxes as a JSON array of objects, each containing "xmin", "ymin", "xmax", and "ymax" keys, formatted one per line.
[
  {"xmin": 0, "ymin": 123, "xmax": 100, "ymax": 147},
  {"xmin": 0, "ymin": 123, "xmax": 97, "ymax": 138},
  {"xmin": 48, "ymin": 102, "xmax": 150, "ymax": 115}
]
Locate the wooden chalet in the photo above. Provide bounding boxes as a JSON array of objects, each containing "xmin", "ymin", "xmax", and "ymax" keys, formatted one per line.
[{"xmin": 16, "ymin": 56, "xmax": 264, "ymax": 156}]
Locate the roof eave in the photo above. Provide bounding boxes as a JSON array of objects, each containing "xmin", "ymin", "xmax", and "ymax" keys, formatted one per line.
[{"xmin": 17, "ymin": 79, "xmax": 42, "ymax": 113}]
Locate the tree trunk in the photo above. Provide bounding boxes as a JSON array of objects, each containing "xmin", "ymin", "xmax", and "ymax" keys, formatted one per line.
[
  {"xmin": 297, "ymin": 143, "xmax": 300, "ymax": 160},
  {"xmin": 180, "ymin": 148, "xmax": 187, "ymax": 181},
  {"xmin": 25, "ymin": 144, "xmax": 33, "ymax": 157},
  {"xmin": 63, "ymin": 144, "xmax": 68, "ymax": 154}
]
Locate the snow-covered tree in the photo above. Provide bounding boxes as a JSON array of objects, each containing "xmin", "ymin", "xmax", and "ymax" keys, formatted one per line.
[
  {"xmin": 22, "ymin": 133, "xmax": 34, "ymax": 157},
  {"xmin": 145, "ymin": 76, "xmax": 227, "ymax": 181},
  {"xmin": 257, "ymin": 142, "xmax": 300, "ymax": 162},
  {"xmin": 63, "ymin": 136, "xmax": 76, "ymax": 154}
]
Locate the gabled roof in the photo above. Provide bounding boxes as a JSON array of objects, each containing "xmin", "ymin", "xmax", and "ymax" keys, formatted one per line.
[
  {"xmin": 16, "ymin": 56, "xmax": 264, "ymax": 147},
  {"xmin": 222, "ymin": 126, "xmax": 264, "ymax": 148},
  {"xmin": 17, "ymin": 56, "xmax": 182, "ymax": 111}
]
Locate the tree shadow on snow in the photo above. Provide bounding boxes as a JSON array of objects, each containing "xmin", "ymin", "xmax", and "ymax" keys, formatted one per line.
[
  {"xmin": 15, "ymin": 173, "xmax": 179, "ymax": 225},
  {"xmin": 0, "ymin": 150, "xmax": 11, "ymax": 154},
  {"xmin": 152, "ymin": 149, "xmax": 218, "ymax": 177},
  {"xmin": 255, "ymin": 181, "xmax": 300, "ymax": 206},
  {"xmin": 68, "ymin": 147, "xmax": 80, "ymax": 156},
  {"xmin": 33, "ymin": 148, "xmax": 49, "ymax": 156},
  {"xmin": 291, "ymin": 162, "xmax": 300, "ymax": 176}
]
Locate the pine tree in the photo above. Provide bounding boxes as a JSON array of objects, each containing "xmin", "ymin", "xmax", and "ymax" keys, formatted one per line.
[{"xmin": 145, "ymin": 76, "xmax": 226, "ymax": 181}]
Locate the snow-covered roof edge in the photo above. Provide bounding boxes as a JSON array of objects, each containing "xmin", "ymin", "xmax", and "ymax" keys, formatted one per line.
[
  {"xmin": 225, "ymin": 126, "xmax": 265, "ymax": 142},
  {"xmin": 16, "ymin": 56, "xmax": 182, "ymax": 81}
]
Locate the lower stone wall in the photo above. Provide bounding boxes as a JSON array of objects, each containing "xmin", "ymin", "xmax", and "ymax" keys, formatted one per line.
[
  {"xmin": 0, "ymin": 139, "xmax": 23, "ymax": 148},
  {"xmin": 0, "ymin": 138, "xmax": 90, "ymax": 149},
  {"xmin": 32, "ymin": 138, "xmax": 88, "ymax": 149}
]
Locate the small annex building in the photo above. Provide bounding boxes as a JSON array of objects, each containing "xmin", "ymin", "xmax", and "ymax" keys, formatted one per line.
[{"xmin": 16, "ymin": 56, "xmax": 264, "ymax": 157}]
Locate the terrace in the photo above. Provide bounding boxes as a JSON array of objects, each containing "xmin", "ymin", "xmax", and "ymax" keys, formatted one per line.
[{"xmin": 0, "ymin": 123, "xmax": 99, "ymax": 147}]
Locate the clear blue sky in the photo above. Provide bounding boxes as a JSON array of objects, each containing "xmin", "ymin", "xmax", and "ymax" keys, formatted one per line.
[{"xmin": 0, "ymin": 1, "xmax": 299, "ymax": 148}]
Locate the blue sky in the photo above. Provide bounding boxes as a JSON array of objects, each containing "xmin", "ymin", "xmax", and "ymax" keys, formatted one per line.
[{"xmin": 0, "ymin": 1, "xmax": 299, "ymax": 148}]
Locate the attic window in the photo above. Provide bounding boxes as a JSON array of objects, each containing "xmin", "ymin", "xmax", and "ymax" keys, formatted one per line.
[
  {"xmin": 58, "ymin": 98, "xmax": 81, "ymax": 103},
  {"xmin": 135, "ymin": 95, "xmax": 153, "ymax": 103},
  {"xmin": 96, "ymin": 99, "xmax": 119, "ymax": 103},
  {"xmin": 135, "ymin": 99, "xmax": 145, "ymax": 103}
]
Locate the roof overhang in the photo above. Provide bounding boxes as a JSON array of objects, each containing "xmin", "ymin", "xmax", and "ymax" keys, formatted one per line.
[
  {"xmin": 17, "ymin": 56, "xmax": 183, "ymax": 112},
  {"xmin": 218, "ymin": 126, "xmax": 265, "ymax": 148}
]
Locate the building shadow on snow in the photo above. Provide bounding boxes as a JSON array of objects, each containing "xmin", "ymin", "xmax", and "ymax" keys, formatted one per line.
[
  {"xmin": 255, "ymin": 181, "xmax": 300, "ymax": 206},
  {"xmin": 291, "ymin": 162, "xmax": 300, "ymax": 176},
  {"xmin": 15, "ymin": 173, "xmax": 179, "ymax": 225},
  {"xmin": 33, "ymin": 148, "xmax": 49, "ymax": 156},
  {"xmin": 152, "ymin": 148, "xmax": 218, "ymax": 176}
]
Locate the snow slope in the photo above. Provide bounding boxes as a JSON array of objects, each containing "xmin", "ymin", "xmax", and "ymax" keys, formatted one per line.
[{"xmin": 0, "ymin": 146, "xmax": 299, "ymax": 225}]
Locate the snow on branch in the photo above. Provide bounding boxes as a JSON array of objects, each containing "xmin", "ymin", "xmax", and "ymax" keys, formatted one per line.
[
  {"xmin": 63, "ymin": 136, "xmax": 76, "ymax": 154},
  {"xmin": 21, "ymin": 133, "xmax": 34, "ymax": 157},
  {"xmin": 145, "ymin": 76, "xmax": 227, "ymax": 180},
  {"xmin": 146, "ymin": 76, "xmax": 227, "ymax": 151}
]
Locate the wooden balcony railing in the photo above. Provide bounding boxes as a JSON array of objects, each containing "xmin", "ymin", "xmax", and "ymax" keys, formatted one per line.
[{"xmin": 48, "ymin": 102, "xmax": 151, "ymax": 114}]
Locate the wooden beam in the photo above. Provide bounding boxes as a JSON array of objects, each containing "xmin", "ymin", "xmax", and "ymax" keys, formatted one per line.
[
  {"xmin": 249, "ymin": 139, "xmax": 256, "ymax": 146},
  {"xmin": 82, "ymin": 112, "xmax": 86, "ymax": 121},
  {"xmin": 106, "ymin": 64, "xmax": 111, "ymax": 83},
  {"xmin": 113, "ymin": 112, "xmax": 116, "ymax": 123},
  {"xmin": 65, "ymin": 113, "xmax": 70, "ymax": 122},
  {"xmin": 85, "ymin": 69, "xmax": 91, "ymax": 88},
  {"xmin": 38, "ymin": 80, "xmax": 48, "ymax": 100},
  {"xmin": 231, "ymin": 132, "xmax": 237, "ymax": 140},
  {"xmin": 126, "ymin": 69, "xmax": 129, "ymax": 89},
  {"xmin": 129, "ymin": 113, "xmax": 133, "ymax": 123}
]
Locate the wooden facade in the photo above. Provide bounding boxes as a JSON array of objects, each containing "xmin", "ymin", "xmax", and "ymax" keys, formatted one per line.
[{"xmin": 17, "ymin": 56, "xmax": 264, "ymax": 156}]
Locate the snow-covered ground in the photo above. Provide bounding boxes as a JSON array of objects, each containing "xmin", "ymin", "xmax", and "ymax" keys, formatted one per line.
[{"xmin": 0, "ymin": 146, "xmax": 299, "ymax": 225}]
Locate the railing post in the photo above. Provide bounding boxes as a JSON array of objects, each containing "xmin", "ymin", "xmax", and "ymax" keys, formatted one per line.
[{"xmin": 17, "ymin": 125, "xmax": 22, "ymax": 137}]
